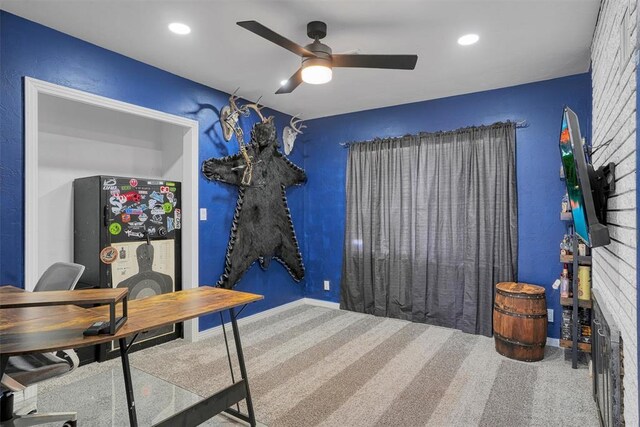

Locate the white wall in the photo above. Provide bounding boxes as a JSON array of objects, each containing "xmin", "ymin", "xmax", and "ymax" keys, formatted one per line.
[
  {"xmin": 37, "ymin": 93, "xmax": 184, "ymax": 278},
  {"xmin": 591, "ymin": 0, "xmax": 638, "ymax": 424}
]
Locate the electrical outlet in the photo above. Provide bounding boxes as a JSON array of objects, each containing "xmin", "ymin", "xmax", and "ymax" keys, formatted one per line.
[
  {"xmin": 547, "ymin": 309, "xmax": 554, "ymax": 322},
  {"xmin": 199, "ymin": 208, "xmax": 207, "ymax": 221},
  {"xmin": 323, "ymin": 280, "xmax": 330, "ymax": 291}
]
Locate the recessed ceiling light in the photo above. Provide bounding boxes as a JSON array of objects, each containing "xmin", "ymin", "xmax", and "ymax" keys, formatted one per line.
[
  {"xmin": 168, "ymin": 22, "xmax": 191, "ymax": 35},
  {"xmin": 280, "ymin": 80, "xmax": 288, "ymax": 86},
  {"xmin": 457, "ymin": 34, "xmax": 479, "ymax": 46}
]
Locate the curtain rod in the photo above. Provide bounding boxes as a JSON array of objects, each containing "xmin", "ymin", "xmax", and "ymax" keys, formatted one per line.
[{"xmin": 339, "ymin": 120, "xmax": 528, "ymax": 148}]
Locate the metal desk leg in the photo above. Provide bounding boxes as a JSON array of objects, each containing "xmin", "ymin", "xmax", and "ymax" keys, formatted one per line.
[
  {"xmin": 0, "ymin": 354, "xmax": 7, "ymax": 381},
  {"xmin": 0, "ymin": 354, "xmax": 11, "ymax": 423},
  {"xmin": 119, "ymin": 337, "xmax": 138, "ymax": 427},
  {"xmin": 229, "ymin": 307, "xmax": 256, "ymax": 427}
]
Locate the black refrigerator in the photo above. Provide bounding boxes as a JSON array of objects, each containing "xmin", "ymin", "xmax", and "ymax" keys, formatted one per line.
[{"xmin": 74, "ymin": 175, "xmax": 182, "ymax": 364}]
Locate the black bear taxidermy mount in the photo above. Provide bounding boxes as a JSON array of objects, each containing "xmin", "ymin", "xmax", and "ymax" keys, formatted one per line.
[{"xmin": 202, "ymin": 119, "xmax": 307, "ymax": 288}]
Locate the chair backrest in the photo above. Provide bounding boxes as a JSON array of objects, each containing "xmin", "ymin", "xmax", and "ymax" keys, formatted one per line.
[{"xmin": 34, "ymin": 262, "xmax": 85, "ymax": 292}]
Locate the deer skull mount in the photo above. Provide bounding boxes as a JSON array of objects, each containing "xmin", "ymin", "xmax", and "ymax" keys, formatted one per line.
[
  {"xmin": 218, "ymin": 90, "xmax": 273, "ymax": 185},
  {"xmin": 220, "ymin": 105, "xmax": 238, "ymax": 142},
  {"xmin": 283, "ymin": 116, "xmax": 306, "ymax": 155}
]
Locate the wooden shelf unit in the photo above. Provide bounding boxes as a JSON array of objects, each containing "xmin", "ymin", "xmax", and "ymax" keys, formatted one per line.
[
  {"xmin": 559, "ymin": 254, "xmax": 592, "ymax": 265},
  {"xmin": 560, "ymin": 339, "xmax": 591, "ymax": 353},
  {"xmin": 560, "ymin": 296, "xmax": 592, "ymax": 308},
  {"xmin": 558, "ymin": 216, "xmax": 593, "ymax": 367}
]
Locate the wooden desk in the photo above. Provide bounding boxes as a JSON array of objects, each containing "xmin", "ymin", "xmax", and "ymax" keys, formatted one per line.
[{"xmin": 0, "ymin": 286, "xmax": 263, "ymax": 426}]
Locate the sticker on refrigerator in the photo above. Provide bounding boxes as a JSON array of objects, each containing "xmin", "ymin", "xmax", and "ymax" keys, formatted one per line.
[
  {"xmin": 160, "ymin": 186, "xmax": 170, "ymax": 194},
  {"xmin": 151, "ymin": 206, "xmax": 165, "ymax": 216},
  {"xmin": 162, "ymin": 202, "xmax": 173, "ymax": 214},
  {"xmin": 122, "ymin": 191, "xmax": 141, "ymax": 203},
  {"xmin": 167, "ymin": 217, "xmax": 174, "ymax": 233},
  {"xmin": 150, "ymin": 192, "xmax": 164, "ymax": 203},
  {"xmin": 129, "ymin": 179, "xmax": 138, "ymax": 187},
  {"xmin": 100, "ymin": 246, "xmax": 118, "ymax": 264},
  {"xmin": 102, "ymin": 178, "xmax": 117, "ymax": 191},
  {"xmin": 124, "ymin": 230, "xmax": 144, "ymax": 238},
  {"xmin": 109, "ymin": 223, "xmax": 122, "ymax": 235},
  {"xmin": 174, "ymin": 209, "xmax": 181, "ymax": 229},
  {"xmin": 138, "ymin": 213, "xmax": 148, "ymax": 222},
  {"xmin": 110, "ymin": 196, "xmax": 123, "ymax": 208}
]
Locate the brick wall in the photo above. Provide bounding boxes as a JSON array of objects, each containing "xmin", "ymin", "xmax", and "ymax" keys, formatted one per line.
[{"xmin": 591, "ymin": 0, "xmax": 638, "ymax": 424}]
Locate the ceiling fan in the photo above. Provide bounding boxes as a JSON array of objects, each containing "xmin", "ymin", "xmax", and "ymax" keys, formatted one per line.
[{"xmin": 237, "ymin": 20, "xmax": 418, "ymax": 94}]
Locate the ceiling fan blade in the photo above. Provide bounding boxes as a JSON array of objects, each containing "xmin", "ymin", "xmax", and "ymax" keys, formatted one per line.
[
  {"xmin": 276, "ymin": 69, "xmax": 303, "ymax": 94},
  {"xmin": 332, "ymin": 54, "xmax": 418, "ymax": 70},
  {"xmin": 237, "ymin": 21, "xmax": 315, "ymax": 57}
]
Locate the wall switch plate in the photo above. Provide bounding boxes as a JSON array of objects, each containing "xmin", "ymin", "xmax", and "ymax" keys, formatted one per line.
[
  {"xmin": 547, "ymin": 309, "xmax": 554, "ymax": 322},
  {"xmin": 323, "ymin": 280, "xmax": 330, "ymax": 291},
  {"xmin": 199, "ymin": 208, "xmax": 207, "ymax": 221}
]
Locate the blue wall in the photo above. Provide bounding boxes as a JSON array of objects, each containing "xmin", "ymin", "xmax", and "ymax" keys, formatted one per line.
[
  {"xmin": 0, "ymin": 11, "xmax": 305, "ymax": 330},
  {"xmin": 302, "ymin": 73, "xmax": 592, "ymax": 339}
]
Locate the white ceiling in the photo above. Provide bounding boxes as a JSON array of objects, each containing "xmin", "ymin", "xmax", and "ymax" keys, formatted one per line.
[{"xmin": 3, "ymin": 0, "xmax": 600, "ymax": 119}]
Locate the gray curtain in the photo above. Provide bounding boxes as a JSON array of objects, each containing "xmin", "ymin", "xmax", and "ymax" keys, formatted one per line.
[{"xmin": 340, "ymin": 123, "xmax": 518, "ymax": 337}]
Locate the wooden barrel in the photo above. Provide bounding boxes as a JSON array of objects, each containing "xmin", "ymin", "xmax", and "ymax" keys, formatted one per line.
[{"xmin": 493, "ymin": 282, "xmax": 547, "ymax": 362}]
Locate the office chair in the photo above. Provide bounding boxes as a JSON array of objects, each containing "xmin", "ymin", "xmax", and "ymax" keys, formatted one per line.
[
  {"xmin": 1, "ymin": 262, "xmax": 85, "ymax": 427},
  {"xmin": 33, "ymin": 262, "xmax": 86, "ymax": 292}
]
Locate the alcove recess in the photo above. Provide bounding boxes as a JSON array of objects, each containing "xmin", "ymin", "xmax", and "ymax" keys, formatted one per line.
[{"xmin": 37, "ymin": 94, "xmax": 185, "ymax": 278}]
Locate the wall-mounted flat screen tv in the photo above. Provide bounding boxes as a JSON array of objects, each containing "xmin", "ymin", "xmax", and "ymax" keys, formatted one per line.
[{"xmin": 559, "ymin": 106, "xmax": 613, "ymax": 248}]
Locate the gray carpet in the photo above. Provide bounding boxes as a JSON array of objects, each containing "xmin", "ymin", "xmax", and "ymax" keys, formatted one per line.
[{"xmin": 38, "ymin": 305, "xmax": 599, "ymax": 426}]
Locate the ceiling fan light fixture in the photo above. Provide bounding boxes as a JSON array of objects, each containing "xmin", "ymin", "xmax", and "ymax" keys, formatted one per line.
[
  {"xmin": 302, "ymin": 65, "xmax": 332, "ymax": 85},
  {"xmin": 301, "ymin": 57, "xmax": 332, "ymax": 85}
]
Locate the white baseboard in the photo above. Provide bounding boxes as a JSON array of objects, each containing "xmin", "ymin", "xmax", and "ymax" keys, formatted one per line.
[
  {"xmin": 196, "ymin": 298, "xmax": 307, "ymax": 341},
  {"xmin": 546, "ymin": 338, "xmax": 560, "ymax": 348},
  {"xmin": 302, "ymin": 298, "xmax": 340, "ymax": 309}
]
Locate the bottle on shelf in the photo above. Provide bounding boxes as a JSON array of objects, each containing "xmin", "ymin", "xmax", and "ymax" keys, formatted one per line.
[
  {"xmin": 561, "ymin": 306, "xmax": 592, "ymax": 344},
  {"xmin": 561, "ymin": 193, "xmax": 570, "ymax": 213},
  {"xmin": 561, "ymin": 308, "xmax": 573, "ymax": 340},
  {"xmin": 578, "ymin": 242, "xmax": 587, "ymax": 257},
  {"xmin": 560, "ymin": 264, "xmax": 571, "ymax": 298},
  {"xmin": 577, "ymin": 265, "xmax": 591, "ymax": 301},
  {"xmin": 560, "ymin": 234, "xmax": 573, "ymax": 256}
]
